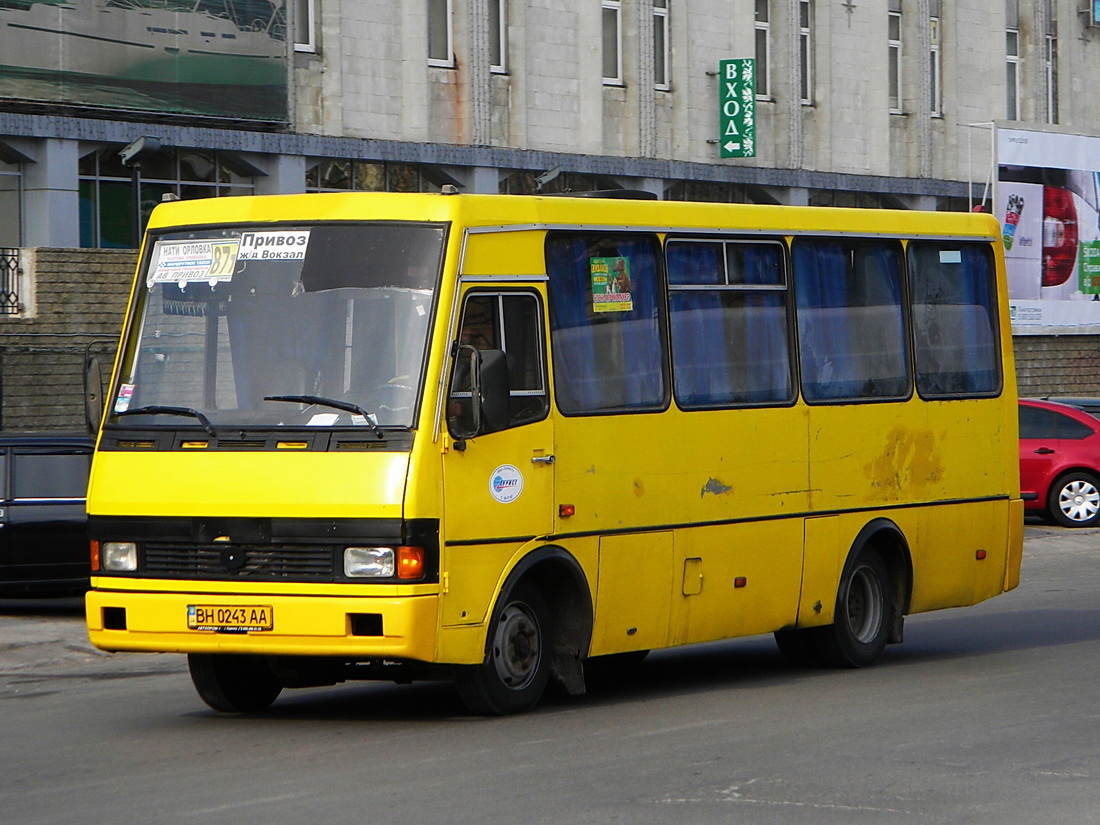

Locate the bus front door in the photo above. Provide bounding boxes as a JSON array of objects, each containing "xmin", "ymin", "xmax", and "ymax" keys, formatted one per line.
[{"xmin": 440, "ymin": 288, "xmax": 555, "ymax": 626}]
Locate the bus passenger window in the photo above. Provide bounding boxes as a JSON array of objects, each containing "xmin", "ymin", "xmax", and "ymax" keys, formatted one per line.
[
  {"xmin": 908, "ymin": 242, "xmax": 1000, "ymax": 398},
  {"xmin": 793, "ymin": 239, "xmax": 909, "ymax": 403},
  {"xmin": 667, "ymin": 238, "xmax": 792, "ymax": 408},
  {"xmin": 545, "ymin": 232, "xmax": 666, "ymax": 414},
  {"xmin": 447, "ymin": 292, "xmax": 548, "ymax": 437}
]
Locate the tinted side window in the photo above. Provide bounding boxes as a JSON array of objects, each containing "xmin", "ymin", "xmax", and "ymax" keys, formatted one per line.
[
  {"xmin": 667, "ymin": 239, "xmax": 792, "ymax": 407},
  {"xmin": 909, "ymin": 241, "xmax": 1000, "ymax": 398},
  {"xmin": 793, "ymin": 239, "xmax": 909, "ymax": 402},
  {"xmin": 546, "ymin": 232, "xmax": 666, "ymax": 414},
  {"xmin": 12, "ymin": 449, "xmax": 91, "ymax": 499},
  {"xmin": 1019, "ymin": 406, "xmax": 1096, "ymax": 440}
]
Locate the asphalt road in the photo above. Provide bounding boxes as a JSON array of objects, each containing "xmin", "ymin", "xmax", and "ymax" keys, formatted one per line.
[{"xmin": 1, "ymin": 522, "xmax": 1098, "ymax": 825}]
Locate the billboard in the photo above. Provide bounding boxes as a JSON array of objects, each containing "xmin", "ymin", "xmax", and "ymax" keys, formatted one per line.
[
  {"xmin": 0, "ymin": 0, "xmax": 288, "ymax": 122},
  {"xmin": 997, "ymin": 126, "xmax": 1100, "ymax": 330}
]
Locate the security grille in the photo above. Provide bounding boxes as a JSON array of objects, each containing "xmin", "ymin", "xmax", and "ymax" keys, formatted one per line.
[{"xmin": 0, "ymin": 249, "xmax": 19, "ymax": 314}]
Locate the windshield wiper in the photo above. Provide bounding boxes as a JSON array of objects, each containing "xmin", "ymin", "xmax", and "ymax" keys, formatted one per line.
[
  {"xmin": 263, "ymin": 394, "xmax": 385, "ymax": 439},
  {"xmin": 114, "ymin": 405, "xmax": 217, "ymax": 437}
]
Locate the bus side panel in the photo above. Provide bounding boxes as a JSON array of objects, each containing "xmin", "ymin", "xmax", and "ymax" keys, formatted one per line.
[
  {"xmin": 590, "ymin": 532, "xmax": 674, "ymax": 656},
  {"xmin": 668, "ymin": 519, "xmax": 804, "ymax": 645},
  {"xmin": 907, "ymin": 499, "xmax": 1011, "ymax": 613},
  {"xmin": 796, "ymin": 515, "xmax": 842, "ymax": 627},
  {"xmin": 806, "ymin": 399, "xmax": 1011, "ymax": 516}
]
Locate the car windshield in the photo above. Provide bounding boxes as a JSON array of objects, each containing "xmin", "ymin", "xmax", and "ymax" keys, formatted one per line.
[{"xmin": 109, "ymin": 222, "xmax": 445, "ymax": 430}]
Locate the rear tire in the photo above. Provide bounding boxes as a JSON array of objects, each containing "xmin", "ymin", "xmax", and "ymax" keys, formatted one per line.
[
  {"xmin": 814, "ymin": 550, "xmax": 892, "ymax": 668},
  {"xmin": 455, "ymin": 583, "xmax": 550, "ymax": 715},
  {"xmin": 1048, "ymin": 472, "xmax": 1100, "ymax": 528},
  {"xmin": 187, "ymin": 653, "xmax": 284, "ymax": 713}
]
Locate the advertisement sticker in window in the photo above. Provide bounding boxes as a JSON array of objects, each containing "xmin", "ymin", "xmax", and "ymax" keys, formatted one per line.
[{"xmin": 590, "ymin": 256, "xmax": 633, "ymax": 313}]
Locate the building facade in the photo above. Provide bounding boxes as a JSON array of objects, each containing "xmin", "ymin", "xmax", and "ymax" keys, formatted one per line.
[
  {"xmin": 1, "ymin": 0, "xmax": 1083, "ymax": 249},
  {"xmin": 0, "ymin": 0, "xmax": 1097, "ymax": 426}
]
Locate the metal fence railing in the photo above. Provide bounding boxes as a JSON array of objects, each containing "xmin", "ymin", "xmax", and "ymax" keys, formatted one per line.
[{"xmin": 0, "ymin": 249, "xmax": 20, "ymax": 314}]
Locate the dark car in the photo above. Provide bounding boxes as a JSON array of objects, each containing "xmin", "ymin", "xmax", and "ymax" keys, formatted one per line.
[
  {"xmin": 0, "ymin": 433, "xmax": 93, "ymax": 596},
  {"xmin": 1019, "ymin": 399, "xmax": 1100, "ymax": 528}
]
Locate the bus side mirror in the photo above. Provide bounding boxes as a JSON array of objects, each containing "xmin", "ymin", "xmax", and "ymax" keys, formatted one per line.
[
  {"xmin": 477, "ymin": 349, "xmax": 510, "ymax": 435},
  {"xmin": 448, "ymin": 346, "xmax": 510, "ymax": 442},
  {"xmin": 83, "ymin": 351, "xmax": 104, "ymax": 435}
]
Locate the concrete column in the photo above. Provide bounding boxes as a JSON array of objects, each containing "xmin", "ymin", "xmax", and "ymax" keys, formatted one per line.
[
  {"xmin": 22, "ymin": 138, "xmax": 80, "ymax": 248},
  {"xmin": 253, "ymin": 154, "xmax": 307, "ymax": 195}
]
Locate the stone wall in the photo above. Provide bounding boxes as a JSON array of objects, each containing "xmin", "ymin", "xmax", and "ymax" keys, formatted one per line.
[
  {"xmin": 0, "ymin": 248, "xmax": 136, "ymax": 431},
  {"xmin": 1013, "ymin": 334, "xmax": 1100, "ymax": 399}
]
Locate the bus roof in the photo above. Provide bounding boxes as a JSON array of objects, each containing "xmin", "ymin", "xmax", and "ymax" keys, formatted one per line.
[{"xmin": 145, "ymin": 190, "xmax": 1001, "ymax": 240}]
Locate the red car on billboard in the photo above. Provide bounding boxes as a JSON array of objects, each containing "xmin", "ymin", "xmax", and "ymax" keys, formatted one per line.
[{"xmin": 1019, "ymin": 398, "xmax": 1100, "ymax": 527}]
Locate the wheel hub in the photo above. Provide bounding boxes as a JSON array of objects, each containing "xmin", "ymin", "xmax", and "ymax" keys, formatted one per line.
[{"xmin": 491, "ymin": 603, "xmax": 540, "ymax": 689}]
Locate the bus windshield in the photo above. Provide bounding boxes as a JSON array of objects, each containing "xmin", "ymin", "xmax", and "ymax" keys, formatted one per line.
[{"xmin": 109, "ymin": 222, "xmax": 446, "ymax": 430}]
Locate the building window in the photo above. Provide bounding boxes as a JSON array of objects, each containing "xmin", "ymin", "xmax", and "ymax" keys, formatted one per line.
[
  {"xmin": 888, "ymin": 0, "xmax": 902, "ymax": 112},
  {"xmin": 306, "ymin": 160, "xmax": 448, "ymax": 193},
  {"xmin": 755, "ymin": 0, "xmax": 770, "ymax": 98},
  {"xmin": 294, "ymin": 0, "xmax": 316, "ymax": 53},
  {"xmin": 929, "ymin": 0, "xmax": 942, "ymax": 116},
  {"xmin": 1006, "ymin": 0, "xmax": 1019, "ymax": 120},
  {"xmin": 490, "ymin": 0, "xmax": 507, "ymax": 73},
  {"xmin": 0, "ymin": 159, "xmax": 20, "ymax": 247},
  {"xmin": 78, "ymin": 148, "xmax": 255, "ymax": 249},
  {"xmin": 603, "ymin": 0, "xmax": 622, "ymax": 85},
  {"xmin": 1045, "ymin": 0, "xmax": 1058, "ymax": 124},
  {"xmin": 799, "ymin": 0, "xmax": 813, "ymax": 104},
  {"xmin": 428, "ymin": 0, "xmax": 453, "ymax": 67},
  {"xmin": 653, "ymin": 0, "xmax": 669, "ymax": 90}
]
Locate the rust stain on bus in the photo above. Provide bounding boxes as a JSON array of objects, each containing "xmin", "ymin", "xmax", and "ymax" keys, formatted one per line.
[{"xmin": 866, "ymin": 427, "xmax": 943, "ymax": 498}]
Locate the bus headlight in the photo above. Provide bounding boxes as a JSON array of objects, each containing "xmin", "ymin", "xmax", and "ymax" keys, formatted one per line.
[
  {"xmin": 102, "ymin": 541, "xmax": 138, "ymax": 572},
  {"xmin": 344, "ymin": 547, "xmax": 394, "ymax": 578}
]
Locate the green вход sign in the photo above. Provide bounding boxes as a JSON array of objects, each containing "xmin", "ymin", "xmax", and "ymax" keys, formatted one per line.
[{"xmin": 718, "ymin": 59, "xmax": 756, "ymax": 159}]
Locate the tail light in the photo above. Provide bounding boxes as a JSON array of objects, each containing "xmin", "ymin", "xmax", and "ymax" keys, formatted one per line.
[{"xmin": 1042, "ymin": 185, "xmax": 1078, "ymax": 287}]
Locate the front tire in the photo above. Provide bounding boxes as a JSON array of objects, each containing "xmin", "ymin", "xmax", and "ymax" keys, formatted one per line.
[
  {"xmin": 187, "ymin": 653, "xmax": 284, "ymax": 713},
  {"xmin": 1048, "ymin": 472, "xmax": 1100, "ymax": 528},
  {"xmin": 813, "ymin": 550, "xmax": 892, "ymax": 668},
  {"xmin": 455, "ymin": 583, "xmax": 550, "ymax": 715}
]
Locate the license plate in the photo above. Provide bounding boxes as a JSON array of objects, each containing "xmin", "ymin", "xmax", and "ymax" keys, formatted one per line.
[{"xmin": 187, "ymin": 604, "xmax": 273, "ymax": 633}]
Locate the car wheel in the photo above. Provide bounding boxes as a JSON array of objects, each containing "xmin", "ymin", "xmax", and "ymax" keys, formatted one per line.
[
  {"xmin": 454, "ymin": 583, "xmax": 550, "ymax": 715},
  {"xmin": 1048, "ymin": 472, "xmax": 1100, "ymax": 528},
  {"xmin": 812, "ymin": 549, "xmax": 892, "ymax": 668},
  {"xmin": 187, "ymin": 653, "xmax": 284, "ymax": 712}
]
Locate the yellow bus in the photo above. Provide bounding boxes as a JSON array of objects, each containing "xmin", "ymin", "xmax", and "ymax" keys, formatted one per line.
[{"xmin": 85, "ymin": 191, "xmax": 1023, "ymax": 715}]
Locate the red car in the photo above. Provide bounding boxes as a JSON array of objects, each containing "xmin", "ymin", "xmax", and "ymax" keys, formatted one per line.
[{"xmin": 1019, "ymin": 398, "xmax": 1100, "ymax": 527}]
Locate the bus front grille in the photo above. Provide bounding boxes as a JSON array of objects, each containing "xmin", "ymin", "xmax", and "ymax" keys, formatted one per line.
[{"xmin": 143, "ymin": 543, "xmax": 336, "ymax": 582}]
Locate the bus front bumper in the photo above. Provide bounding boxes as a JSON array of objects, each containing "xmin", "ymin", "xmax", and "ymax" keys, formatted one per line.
[{"xmin": 86, "ymin": 587, "xmax": 441, "ymax": 662}]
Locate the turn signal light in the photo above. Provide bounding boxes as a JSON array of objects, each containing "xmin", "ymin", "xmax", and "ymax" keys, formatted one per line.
[
  {"xmin": 90, "ymin": 540, "xmax": 100, "ymax": 572},
  {"xmin": 397, "ymin": 546, "xmax": 425, "ymax": 579}
]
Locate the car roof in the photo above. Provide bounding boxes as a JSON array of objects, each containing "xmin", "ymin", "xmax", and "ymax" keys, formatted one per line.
[{"xmin": 1020, "ymin": 397, "xmax": 1100, "ymax": 422}]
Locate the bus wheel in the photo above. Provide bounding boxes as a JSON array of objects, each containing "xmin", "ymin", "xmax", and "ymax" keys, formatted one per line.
[
  {"xmin": 187, "ymin": 653, "xmax": 284, "ymax": 713},
  {"xmin": 815, "ymin": 550, "xmax": 892, "ymax": 668},
  {"xmin": 455, "ymin": 583, "xmax": 550, "ymax": 715},
  {"xmin": 1048, "ymin": 472, "xmax": 1100, "ymax": 527}
]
